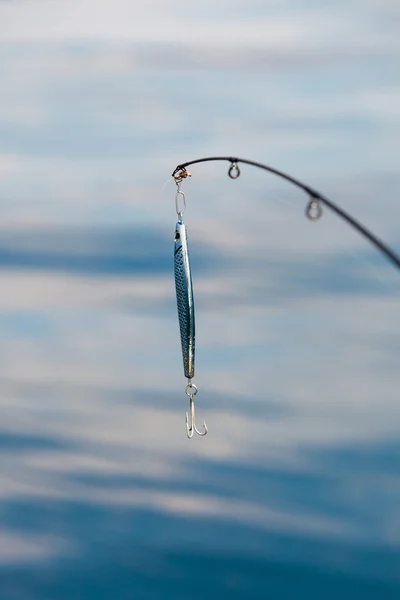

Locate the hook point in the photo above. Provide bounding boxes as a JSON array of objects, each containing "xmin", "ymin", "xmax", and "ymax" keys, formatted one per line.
[{"xmin": 185, "ymin": 393, "xmax": 208, "ymax": 439}]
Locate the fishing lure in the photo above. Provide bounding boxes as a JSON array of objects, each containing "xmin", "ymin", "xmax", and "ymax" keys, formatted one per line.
[{"xmin": 174, "ymin": 170, "xmax": 207, "ymax": 439}]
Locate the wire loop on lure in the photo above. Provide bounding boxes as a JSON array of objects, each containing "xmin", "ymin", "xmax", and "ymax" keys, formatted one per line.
[
  {"xmin": 175, "ymin": 188, "xmax": 186, "ymax": 220},
  {"xmin": 228, "ymin": 162, "xmax": 241, "ymax": 179},
  {"xmin": 185, "ymin": 382, "xmax": 207, "ymax": 438},
  {"xmin": 306, "ymin": 196, "xmax": 323, "ymax": 221},
  {"xmin": 174, "ymin": 169, "xmax": 191, "ymax": 220},
  {"xmin": 185, "ymin": 382, "xmax": 198, "ymax": 397}
]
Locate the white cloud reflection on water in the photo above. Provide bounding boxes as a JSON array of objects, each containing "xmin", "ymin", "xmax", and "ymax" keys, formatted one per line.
[{"xmin": 0, "ymin": 0, "xmax": 400, "ymax": 591}]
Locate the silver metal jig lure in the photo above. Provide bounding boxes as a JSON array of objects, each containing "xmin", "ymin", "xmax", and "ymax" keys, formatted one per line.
[{"xmin": 174, "ymin": 170, "xmax": 207, "ymax": 439}]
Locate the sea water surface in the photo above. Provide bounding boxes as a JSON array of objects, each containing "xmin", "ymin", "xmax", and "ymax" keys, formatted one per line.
[{"xmin": 0, "ymin": 1, "xmax": 400, "ymax": 598}]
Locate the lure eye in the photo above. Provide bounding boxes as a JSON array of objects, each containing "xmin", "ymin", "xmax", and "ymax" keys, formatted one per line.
[{"xmin": 175, "ymin": 232, "xmax": 180, "ymax": 241}]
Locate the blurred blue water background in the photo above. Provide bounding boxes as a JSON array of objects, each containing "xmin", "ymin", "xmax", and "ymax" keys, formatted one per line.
[{"xmin": 0, "ymin": 1, "xmax": 400, "ymax": 598}]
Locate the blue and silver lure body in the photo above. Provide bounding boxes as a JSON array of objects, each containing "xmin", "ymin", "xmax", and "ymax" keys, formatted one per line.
[
  {"xmin": 174, "ymin": 219, "xmax": 195, "ymax": 380},
  {"xmin": 173, "ymin": 205, "xmax": 207, "ymax": 439}
]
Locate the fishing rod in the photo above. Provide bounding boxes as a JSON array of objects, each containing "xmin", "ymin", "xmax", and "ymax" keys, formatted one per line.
[{"xmin": 172, "ymin": 156, "xmax": 400, "ymax": 272}]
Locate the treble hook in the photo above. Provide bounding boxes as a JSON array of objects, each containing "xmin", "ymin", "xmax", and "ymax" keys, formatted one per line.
[{"xmin": 185, "ymin": 383, "xmax": 208, "ymax": 439}]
